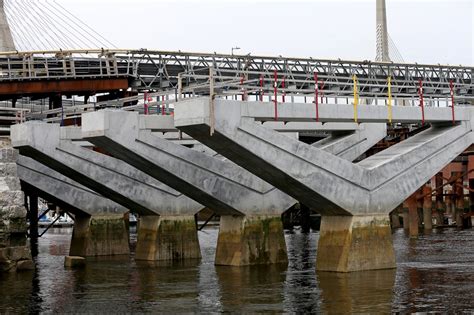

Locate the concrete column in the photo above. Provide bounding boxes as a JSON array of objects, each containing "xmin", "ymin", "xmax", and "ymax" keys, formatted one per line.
[
  {"xmin": 390, "ymin": 206, "xmax": 401, "ymax": 229},
  {"xmin": 135, "ymin": 215, "xmax": 201, "ymax": 261},
  {"xmin": 28, "ymin": 192, "xmax": 39, "ymax": 239},
  {"xmin": 402, "ymin": 206, "xmax": 409, "ymax": 230},
  {"xmin": 454, "ymin": 174, "xmax": 465, "ymax": 228},
  {"xmin": 406, "ymin": 194, "xmax": 419, "ymax": 237},
  {"xmin": 69, "ymin": 214, "xmax": 129, "ymax": 257},
  {"xmin": 215, "ymin": 215, "xmax": 287, "ymax": 266},
  {"xmin": 316, "ymin": 215, "xmax": 395, "ymax": 272},
  {"xmin": 422, "ymin": 186, "xmax": 433, "ymax": 230}
]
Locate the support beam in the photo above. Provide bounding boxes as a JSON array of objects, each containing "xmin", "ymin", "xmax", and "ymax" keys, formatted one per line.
[
  {"xmin": 28, "ymin": 192, "xmax": 39, "ymax": 239},
  {"xmin": 12, "ymin": 124, "xmax": 204, "ymax": 262},
  {"xmin": 80, "ymin": 110, "xmax": 385, "ymax": 266},
  {"xmin": 17, "ymin": 156, "xmax": 130, "ymax": 257},
  {"xmin": 174, "ymin": 97, "xmax": 474, "ymax": 271},
  {"xmin": 422, "ymin": 185, "xmax": 433, "ymax": 230}
]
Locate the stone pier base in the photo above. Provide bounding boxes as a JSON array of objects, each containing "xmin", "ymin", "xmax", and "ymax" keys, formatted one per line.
[
  {"xmin": 316, "ymin": 215, "xmax": 396, "ymax": 272},
  {"xmin": 135, "ymin": 215, "xmax": 201, "ymax": 261},
  {"xmin": 69, "ymin": 214, "xmax": 129, "ymax": 257},
  {"xmin": 215, "ymin": 215, "xmax": 287, "ymax": 266},
  {"xmin": 0, "ymin": 139, "xmax": 33, "ymax": 273}
]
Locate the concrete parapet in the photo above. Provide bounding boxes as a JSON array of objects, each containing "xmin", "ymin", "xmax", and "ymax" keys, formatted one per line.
[
  {"xmin": 135, "ymin": 215, "xmax": 201, "ymax": 261},
  {"xmin": 316, "ymin": 215, "xmax": 395, "ymax": 272},
  {"xmin": 215, "ymin": 215, "xmax": 287, "ymax": 266},
  {"xmin": 69, "ymin": 214, "xmax": 129, "ymax": 257}
]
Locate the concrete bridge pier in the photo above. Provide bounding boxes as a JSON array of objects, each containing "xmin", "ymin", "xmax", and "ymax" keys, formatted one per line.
[
  {"xmin": 17, "ymin": 156, "xmax": 130, "ymax": 257},
  {"xmin": 11, "ymin": 123, "xmax": 203, "ymax": 262},
  {"xmin": 216, "ymin": 215, "xmax": 287, "ymax": 266},
  {"xmin": 70, "ymin": 213, "xmax": 129, "ymax": 257},
  {"xmin": 317, "ymin": 214, "xmax": 395, "ymax": 272},
  {"xmin": 81, "ymin": 110, "xmax": 386, "ymax": 267},
  {"xmin": 80, "ymin": 111, "xmax": 294, "ymax": 266},
  {"xmin": 174, "ymin": 97, "xmax": 474, "ymax": 272},
  {"xmin": 136, "ymin": 215, "xmax": 200, "ymax": 261}
]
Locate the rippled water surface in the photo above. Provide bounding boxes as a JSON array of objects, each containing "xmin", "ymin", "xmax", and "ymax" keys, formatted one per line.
[{"xmin": 1, "ymin": 227, "xmax": 474, "ymax": 313}]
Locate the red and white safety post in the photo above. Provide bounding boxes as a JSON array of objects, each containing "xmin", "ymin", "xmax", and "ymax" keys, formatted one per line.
[
  {"xmin": 450, "ymin": 80, "xmax": 455, "ymax": 124},
  {"xmin": 259, "ymin": 75, "xmax": 264, "ymax": 102},
  {"xmin": 418, "ymin": 80, "xmax": 425, "ymax": 125},
  {"xmin": 314, "ymin": 72, "xmax": 319, "ymax": 121},
  {"xmin": 144, "ymin": 92, "xmax": 149, "ymax": 115},
  {"xmin": 273, "ymin": 70, "xmax": 278, "ymax": 120}
]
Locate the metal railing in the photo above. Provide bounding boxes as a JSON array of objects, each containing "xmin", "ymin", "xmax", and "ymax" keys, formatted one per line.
[
  {"xmin": 177, "ymin": 67, "xmax": 472, "ymax": 107},
  {"xmin": 0, "ymin": 49, "xmax": 471, "ymax": 99}
]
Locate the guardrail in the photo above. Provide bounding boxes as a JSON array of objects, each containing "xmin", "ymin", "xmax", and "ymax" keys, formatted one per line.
[{"xmin": 178, "ymin": 67, "xmax": 472, "ymax": 107}]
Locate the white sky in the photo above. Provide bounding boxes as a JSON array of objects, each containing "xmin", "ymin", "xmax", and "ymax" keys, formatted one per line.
[{"xmin": 60, "ymin": 0, "xmax": 473, "ymax": 65}]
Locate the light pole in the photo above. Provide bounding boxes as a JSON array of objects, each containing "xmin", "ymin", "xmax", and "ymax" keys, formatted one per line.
[{"xmin": 231, "ymin": 47, "xmax": 240, "ymax": 55}]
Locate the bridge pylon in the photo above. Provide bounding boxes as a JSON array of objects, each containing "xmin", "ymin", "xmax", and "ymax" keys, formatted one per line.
[{"xmin": 0, "ymin": 0, "xmax": 14, "ymax": 51}]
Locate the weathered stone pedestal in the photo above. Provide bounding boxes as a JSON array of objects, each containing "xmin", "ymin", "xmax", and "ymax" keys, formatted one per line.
[
  {"xmin": 69, "ymin": 214, "xmax": 129, "ymax": 257},
  {"xmin": 0, "ymin": 139, "xmax": 33, "ymax": 273},
  {"xmin": 316, "ymin": 215, "xmax": 396, "ymax": 272},
  {"xmin": 135, "ymin": 215, "xmax": 201, "ymax": 261},
  {"xmin": 215, "ymin": 215, "xmax": 287, "ymax": 266}
]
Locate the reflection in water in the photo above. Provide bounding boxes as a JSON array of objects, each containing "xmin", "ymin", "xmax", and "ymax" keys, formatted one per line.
[
  {"xmin": 1, "ymin": 227, "xmax": 474, "ymax": 312},
  {"xmin": 318, "ymin": 269, "xmax": 396, "ymax": 313},
  {"xmin": 215, "ymin": 264, "xmax": 287, "ymax": 312}
]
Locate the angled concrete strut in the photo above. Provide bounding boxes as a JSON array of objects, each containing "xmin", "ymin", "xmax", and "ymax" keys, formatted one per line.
[
  {"xmin": 81, "ymin": 110, "xmax": 296, "ymax": 217},
  {"xmin": 174, "ymin": 98, "xmax": 474, "ymax": 216},
  {"xmin": 11, "ymin": 122, "xmax": 202, "ymax": 217},
  {"xmin": 79, "ymin": 110, "xmax": 385, "ymax": 266},
  {"xmin": 18, "ymin": 155, "xmax": 127, "ymax": 217},
  {"xmin": 173, "ymin": 98, "xmax": 474, "ymax": 271}
]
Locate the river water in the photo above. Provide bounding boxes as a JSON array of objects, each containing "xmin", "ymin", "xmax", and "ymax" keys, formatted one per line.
[{"xmin": 1, "ymin": 227, "xmax": 473, "ymax": 313}]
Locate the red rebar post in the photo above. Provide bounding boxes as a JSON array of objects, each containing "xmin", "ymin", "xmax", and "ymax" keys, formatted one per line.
[
  {"xmin": 314, "ymin": 72, "xmax": 319, "ymax": 121},
  {"xmin": 450, "ymin": 80, "xmax": 455, "ymax": 124},
  {"xmin": 274, "ymin": 70, "xmax": 278, "ymax": 120},
  {"xmin": 144, "ymin": 92, "xmax": 148, "ymax": 115},
  {"xmin": 418, "ymin": 79, "xmax": 425, "ymax": 125}
]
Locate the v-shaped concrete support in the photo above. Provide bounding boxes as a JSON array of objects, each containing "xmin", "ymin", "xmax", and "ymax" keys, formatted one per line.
[
  {"xmin": 80, "ymin": 110, "xmax": 386, "ymax": 266},
  {"xmin": 18, "ymin": 156, "xmax": 130, "ymax": 257},
  {"xmin": 11, "ymin": 122, "xmax": 202, "ymax": 261},
  {"xmin": 174, "ymin": 98, "xmax": 474, "ymax": 271}
]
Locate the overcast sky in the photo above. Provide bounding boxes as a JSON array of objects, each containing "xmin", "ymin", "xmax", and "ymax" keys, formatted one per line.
[{"xmin": 59, "ymin": 0, "xmax": 473, "ymax": 65}]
